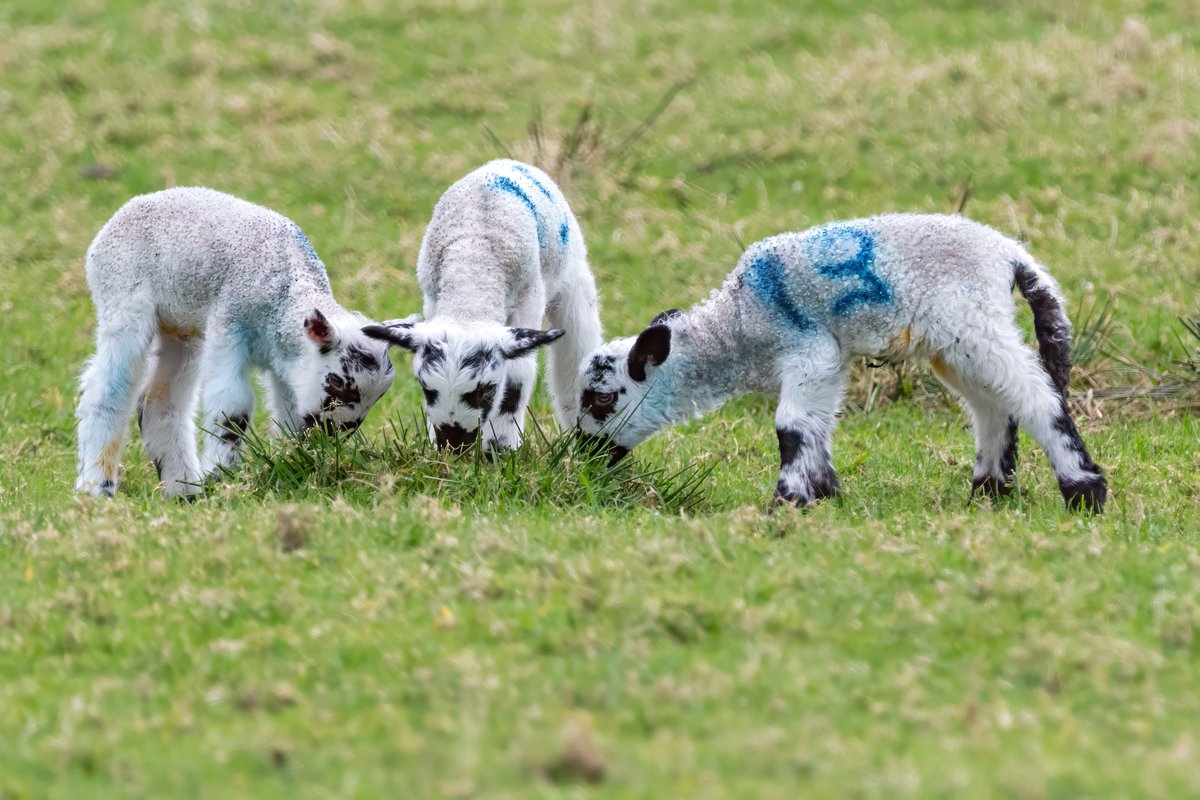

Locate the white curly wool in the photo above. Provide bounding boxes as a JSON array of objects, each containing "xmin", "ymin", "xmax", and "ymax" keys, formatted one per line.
[
  {"xmin": 576, "ymin": 213, "xmax": 1107, "ymax": 512},
  {"xmin": 75, "ymin": 187, "xmax": 395, "ymax": 499},
  {"xmin": 365, "ymin": 160, "xmax": 602, "ymax": 451}
]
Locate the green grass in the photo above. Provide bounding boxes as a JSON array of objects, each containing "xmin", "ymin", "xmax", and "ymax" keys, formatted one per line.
[{"xmin": 2, "ymin": 0, "xmax": 1199, "ymax": 796}]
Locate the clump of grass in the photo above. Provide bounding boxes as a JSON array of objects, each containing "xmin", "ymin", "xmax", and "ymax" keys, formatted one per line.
[{"xmin": 222, "ymin": 415, "xmax": 715, "ymax": 514}]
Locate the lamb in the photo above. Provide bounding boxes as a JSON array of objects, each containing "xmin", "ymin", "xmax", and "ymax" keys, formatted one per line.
[
  {"xmin": 364, "ymin": 159, "xmax": 602, "ymax": 452},
  {"xmin": 575, "ymin": 213, "xmax": 1108, "ymax": 512},
  {"xmin": 76, "ymin": 187, "xmax": 397, "ymax": 499}
]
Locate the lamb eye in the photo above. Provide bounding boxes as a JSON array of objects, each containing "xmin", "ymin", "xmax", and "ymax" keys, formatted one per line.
[
  {"xmin": 327, "ymin": 374, "xmax": 345, "ymax": 388},
  {"xmin": 594, "ymin": 392, "xmax": 617, "ymax": 407},
  {"xmin": 422, "ymin": 387, "xmax": 439, "ymax": 406}
]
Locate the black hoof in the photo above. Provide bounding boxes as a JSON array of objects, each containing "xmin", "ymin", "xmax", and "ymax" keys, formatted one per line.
[
  {"xmin": 1061, "ymin": 472, "xmax": 1107, "ymax": 513},
  {"xmin": 971, "ymin": 474, "xmax": 1014, "ymax": 501}
]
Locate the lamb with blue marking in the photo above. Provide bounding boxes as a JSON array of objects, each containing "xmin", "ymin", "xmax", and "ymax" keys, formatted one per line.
[
  {"xmin": 76, "ymin": 187, "xmax": 397, "ymax": 499},
  {"xmin": 365, "ymin": 159, "xmax": 602, "ymax": 452},
  {"xmin": 576, "ymin": 213, "xmax": 1107, "ymax": 512}
]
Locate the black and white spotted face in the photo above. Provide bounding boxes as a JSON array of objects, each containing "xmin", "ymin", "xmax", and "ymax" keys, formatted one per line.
[
  {"xmin": 364, "ymin": 320, "xmax": 563, "ymax": 451},
  {"xmin": 296, "ymin": 310, "xmax": 396, "ymax": 432},
  {"xmin": 576, "ymin": 320, "xmax": 675, "ymax": 464}
]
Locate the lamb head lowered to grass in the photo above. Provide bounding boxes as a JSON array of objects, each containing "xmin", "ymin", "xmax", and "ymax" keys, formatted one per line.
[
  {"xmin": 76, "ymin": 187, "xmax": 398, "ymax": 500},
  {"xmin": 365, "ymin": 159, "xmax": 603, "ymax": 453},
  {"xmin": 576, "ymin": 213, "xmax": 1107, "ymax": 513}
]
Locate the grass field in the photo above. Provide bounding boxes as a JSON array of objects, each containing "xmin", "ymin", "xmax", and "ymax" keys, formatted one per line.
[{"xmin": 2, "ymin": 0, "xmax": 1199, "ymax": 797}]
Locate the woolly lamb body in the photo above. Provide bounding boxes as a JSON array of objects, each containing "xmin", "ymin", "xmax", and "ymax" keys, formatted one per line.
[
  {"xmin": 366, "ymin": 159, "xmax": 602, "ymax": 450},
  {"xmin": 577, "ymin": 213, "xmax": 1107, "ymax": 512},
  {"xmin": 76, "ymin": 187, "xmax": 395, "ymax": 499}
]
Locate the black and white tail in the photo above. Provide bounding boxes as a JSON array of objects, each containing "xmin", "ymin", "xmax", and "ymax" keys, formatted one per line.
[{"xmin": 1012, "ymin": 258, "xmax": 1108, "ymax": 512}]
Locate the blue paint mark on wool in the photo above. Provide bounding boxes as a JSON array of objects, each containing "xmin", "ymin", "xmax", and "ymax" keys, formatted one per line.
[
  {"xmin": 511, "ymin": 164, "xmax": 557, "ymax": 202},
  {"xmin": 806, "ymin": 226, "xmax": 891, "ymax": 317},
  {"xmin": 559, "ymin": 221, "xmax": 570, "ymax": 246},
  {"xmin": 744, "ymin": 250, "xmax": 814, "ymax": 333},
  {"xmin": 491, "ymin": 175, "xmax": 543, "ymax": 244},
  {"xmin": 293, "ymin": 225, "xmax": 323, "ymax": 265}
]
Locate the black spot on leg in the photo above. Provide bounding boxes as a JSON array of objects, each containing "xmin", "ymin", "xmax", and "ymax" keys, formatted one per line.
[
  {"xmin": 137, "ymin": 397, "xmax": 146, "ymax": 434},
  {"xmin": 1049, "ymin": 398, "xmax": 1107, "ymax": 512},
  {"xmin": 152, "ymin": 457, "xmax": 164, "ymax": 480},
  {"xmin": 776, "ymin": 427, "xmax": 805, "ymax": 468},
  {"xmin": 99, "ymin": 479, "xmax": 115, "ymax": 498},
  {"xmin": 972, "ymin": 417, "xmax": 1020, "ymax": 500},
  {"xmin": 1060, "ymin": 475, "xmax": 1107, "ymax": 513},
  {"xmin": 1000, "ymin": 416, "xmax": 1019, "ymax": 481},
  {"xmin": 219, "ymin": 413, "xmax": 250, "ymax": 445},
  {"xmin": 774, "ymin": 427, "xmax": 840, "ymax": 507},
  {"xmin": 499, "ymin": 382, "xmax": 523, "ymax": 415}
]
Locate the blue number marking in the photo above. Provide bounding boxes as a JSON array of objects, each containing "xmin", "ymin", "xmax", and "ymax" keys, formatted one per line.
[
  {"xmin": 744, "ymin": 250, "xmax": 814, "ymax": 333},
  {"xmin": 807, "ymin": 226, "xmax": 891, "ymax": 317}
]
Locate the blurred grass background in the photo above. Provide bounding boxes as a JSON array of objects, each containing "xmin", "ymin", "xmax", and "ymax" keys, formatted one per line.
[{"xmin": 1, "ymin": 1, "xmax": 1198, "ymax": 797}]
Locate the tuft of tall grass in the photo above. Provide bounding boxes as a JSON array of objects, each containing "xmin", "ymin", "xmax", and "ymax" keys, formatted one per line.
[{"xmin": 220, "ymin": 414, "xmax": 716, "ymax": 514}]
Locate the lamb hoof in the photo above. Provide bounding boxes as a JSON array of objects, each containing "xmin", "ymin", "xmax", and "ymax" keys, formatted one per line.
[
  {"xmin": 971, "ymin": 474, "xmax": 1014, "ymax": 501},
  {"xmin": 1061, "ymin": 473, "xmax": 1107, "ymax": 513}
]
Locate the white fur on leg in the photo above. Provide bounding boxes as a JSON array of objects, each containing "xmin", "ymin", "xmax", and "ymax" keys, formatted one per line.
[
  {"xmin": 198, "ymin": 331, "xmax": 256, "ymax": 478},
  {"xmin": 545, "ymin": 252, "xmax": 603, "ymax": 430},
  {"xmin": 75, "ymin": 320, "xmax": 154, "ymax": 497},
  {"xmin": 139, "ymin": 335, "xmax": 205, "ymax": 499},
  {"xmin": 263, "ymin": 372, "xmax": 304, "ymax": 435},
  {"xmin": 773, "ymin": 347, "xmax": 846, "ymax": 506}
]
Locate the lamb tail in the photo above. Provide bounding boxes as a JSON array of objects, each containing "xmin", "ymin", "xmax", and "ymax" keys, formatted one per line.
[{"xmin": 1012, "ymin": 259, "xmax": 1072, "ymax": 399}]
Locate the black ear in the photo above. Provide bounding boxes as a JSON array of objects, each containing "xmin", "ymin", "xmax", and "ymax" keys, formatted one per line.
[
  {"xmin": 362, "ymin": 322, "xmax": 420, "ymax": 353},
  {"xmin": 628, "ymin": 325, "xmax": 672, "ymax": 382},
  {"xmin": 501, "ymin": 328, "xmax": 566, "ymax": 360},
  {"xmin": 649, "ymin": 308, "xmax": 683, "ymax": 326}
]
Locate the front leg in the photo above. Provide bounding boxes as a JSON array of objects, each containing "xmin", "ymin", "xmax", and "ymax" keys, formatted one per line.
[
  {"xmin": 263, "ymin": 371, "xmax": 304, "ymax": 435},
  {"xmin": 773, "ymin": 346, "xmax": 846, "ymax": 507},
  {"xmin": 198, "ymin": 330, "xmax": 256, "ymax": 479}
]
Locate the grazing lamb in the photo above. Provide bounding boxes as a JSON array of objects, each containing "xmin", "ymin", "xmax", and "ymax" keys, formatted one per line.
[
  {"xmin": 576, "ymin": 213, "xmax": 1107, "ymax": 512},
  {"xmin": 364, "ymin": 159, "xmax": 602, "ymax": 452},
  {"xmin": 76, "ymin": 187, "xmax": 397, "ymax": 499}
]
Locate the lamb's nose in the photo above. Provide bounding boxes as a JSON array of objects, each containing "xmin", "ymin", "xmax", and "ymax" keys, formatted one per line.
[{"xmin": 435, "ymin": 423, "xmax": 477, "ymax": 452}]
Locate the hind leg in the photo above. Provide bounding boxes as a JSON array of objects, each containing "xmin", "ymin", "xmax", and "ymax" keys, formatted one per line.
[
  {"xmin": 198, "ymin": 327, "xmax": 256, "ymax": 478},
  {"xmin": 929, "ymin": 356, "xmax": 1019, "ymax": 500},
  {"xmin": 76, "ymin": 315, "xmax": 155, "ymax": 497},
  {"xmin": 773, "ymin": 338, "xmax": 847, "ymax": 507},
  {"xmin": 139, "ymin": 334, "xmax": 204, "ymax": 499},
  {"xmin": 942, "ymin": 329, "xmax": 1106, "ymax": 512},
  {"xmin": 484, "ymin": 354, "xmax": 536, "ymax": 452}
]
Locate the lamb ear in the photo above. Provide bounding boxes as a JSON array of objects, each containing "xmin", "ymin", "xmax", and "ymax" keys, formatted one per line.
[
  {"xmin": 362, "ymin": 321, "xmax": 422, "ymax": 353},
  {"xmin": 628, "ymin": 325, "xmax": 671, "ymax": 382},
  {"xmin": 304, "ymin": 308, "xmax": 338, "ymax": 353},
  {"xmin": 649, "ymin": 308, "xmax": 683, "ymax": 326},
  {"xmin": 500, "ymin": 328, "xmax": 565, "ymax": 360}
]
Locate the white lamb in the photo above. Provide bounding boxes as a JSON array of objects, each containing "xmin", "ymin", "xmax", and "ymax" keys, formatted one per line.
[
  {"xmin": 76, "ymin": 187, "xmax": 397, "ymax": 499},
  {"xmin": 364, "ymin": 159, "xmax": 602, "ymax": 451},
  {"xmin": 575, "ymin": 213, "xmax": 1108, "ymax": 512}
]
